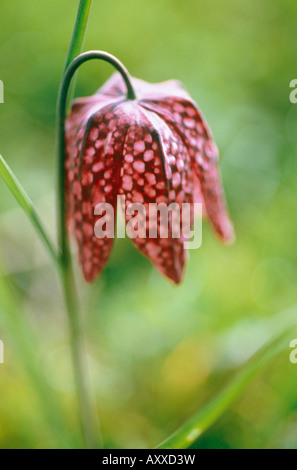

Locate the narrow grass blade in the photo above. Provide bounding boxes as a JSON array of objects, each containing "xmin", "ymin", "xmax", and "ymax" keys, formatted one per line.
[
  {"xmin": 157, "ymin": 326, "xmax": 297, "ymax": 449},
  {"xmin": 63, "ymin": 0, "xmax": 93, "ymax": 107},
  {"xmin": 0, "ymin": 154, "xmax": 59, "ymax": 265},
  {"xmin": 64, "ymin": 0, "xmax": 93, "ymax": 71}
]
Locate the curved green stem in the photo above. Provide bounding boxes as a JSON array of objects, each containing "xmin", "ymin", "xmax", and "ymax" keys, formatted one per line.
[
  {"xmin": 56, "ymin": 52, "xmax": 136, "ymax": 448},
  {"xmin": 57, "ymin": 50, "xmax": 136, "ymax": 266}
]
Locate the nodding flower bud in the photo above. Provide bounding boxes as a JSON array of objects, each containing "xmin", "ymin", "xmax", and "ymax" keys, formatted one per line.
[{"xmin": 65, "ymin": 72, "xmax": 234, "ymax": 284}]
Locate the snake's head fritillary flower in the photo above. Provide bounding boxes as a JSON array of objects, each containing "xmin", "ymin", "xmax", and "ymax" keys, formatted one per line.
[{"xmin": 65, "ymin": 73, "xmax": 234, "ymax": 284}]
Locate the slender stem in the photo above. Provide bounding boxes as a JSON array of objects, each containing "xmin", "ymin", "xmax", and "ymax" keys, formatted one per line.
[
  {"xmin": 56, "ymin": 52, "xmax": 136, "ymax": 448},
  {"xmin": 56, "ymin": 0, "xmax": 103, "ymax": 449},
  {"xmin": 58, "ymin": 260, "xmax": 100, "ymax": 449}
]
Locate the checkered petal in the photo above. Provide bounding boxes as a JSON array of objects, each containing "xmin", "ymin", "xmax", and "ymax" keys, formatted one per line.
[
  {"xmin": 66, "ymin": 100, "xmax": 126, "ymax": 281},
  {"xmin": 116, "ymin": 103, "xmax": 194, "ymax": 283},
  {"xmin": 65, "ymin": 72, "xmax": 234, "ymax": 284},
  {"xmin": 140, "ymin": 96, "xmax": 235, "ymax": 242}
]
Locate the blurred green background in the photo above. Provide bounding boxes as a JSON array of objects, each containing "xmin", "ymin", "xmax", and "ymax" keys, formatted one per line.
[{"xmin": 0, "ymin": 0, "xmax": 297, "ymax": 449}]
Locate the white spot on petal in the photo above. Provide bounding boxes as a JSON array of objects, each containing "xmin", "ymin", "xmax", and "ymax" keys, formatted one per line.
[
  {"xmin": 133, "ymin": 160, "xmax": 145, "ymax": 173},
  {"xmin": 134, "ymin": 141, "xmax": 145, "ymax": 154}
]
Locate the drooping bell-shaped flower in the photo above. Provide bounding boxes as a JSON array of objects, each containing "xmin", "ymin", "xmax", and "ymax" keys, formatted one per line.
[{"xmin": 65, "ymin": 72, "xmax": 234, "ymax": 284}]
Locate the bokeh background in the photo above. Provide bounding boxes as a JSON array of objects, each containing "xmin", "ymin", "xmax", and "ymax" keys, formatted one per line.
[{"xmin": 0, "ymin": 0, "xmax": 297, "ymax": 449}]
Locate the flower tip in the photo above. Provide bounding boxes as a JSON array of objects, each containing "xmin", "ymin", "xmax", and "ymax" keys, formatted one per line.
[
  {"xmin": 166, "ymin": 259, "xmax": 187, "ymax": 285},
  {"xmin": 83, "ymin": 272, "xmax": 96, "ymax": 283},
  {"xmin": 171, "ymin": 273, "xmax": 184, "ymax": 285},
  {"xmin": 165, "ymin": 272, "xmax": 184, "ymax": 286},
  {"xmin": 220, "ymin": 221, "xmax": 236, "ymax": 246},
  {"xmin": 82, "ymin": 264, "xmax": 101, "ymax": 283}
]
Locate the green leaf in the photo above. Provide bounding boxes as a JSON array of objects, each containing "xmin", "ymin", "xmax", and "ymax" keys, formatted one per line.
[
  {"xmin": 157, "ymin": 326, "xmax": 297, "ymax": 449},
  {"xmin": 0, "ymin": 154, "xmax": 58, "ymax": 265}
]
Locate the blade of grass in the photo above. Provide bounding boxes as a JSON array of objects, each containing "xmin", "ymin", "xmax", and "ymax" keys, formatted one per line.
[
  {"xmin": 64, "ymin": 0, "xmax": 93, "ymax": 71},
  {"xmin": 63, "ymin": 0, "xmax": 93, "ymax": 107},
  {"xmin": 0, "ymin": 154, "xmax": 59, "ymax": 267},
  {"xmin": 157, "ymin": 325, "xmax": 297, "ymax": 449}
]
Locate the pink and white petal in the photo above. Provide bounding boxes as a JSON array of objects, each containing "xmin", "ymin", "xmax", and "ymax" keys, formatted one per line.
[
  {"xmin": 132, "ymin": 78, "xmax": 190, "ymax": 101},
  {"xmin": 96, "ymin": 72, "xmax": 127, "ymax": 98},
  {"xmin": 66, "ymin": 102, "xmax": 125, "ymax": 282},
  {"xmin": 65, "ymin": 96, "xmax": 122, "ymax": 227},
  {"xmin": 140, "ymin": 97, "xmax": 235, "ymax": 243},
  {"xmin": 117, "ymin": 104, "xmax": 194, "ymax": 284},
  {"xmin": 98, "ymin": 72, "xmax": 190, "ymax": 102}
]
